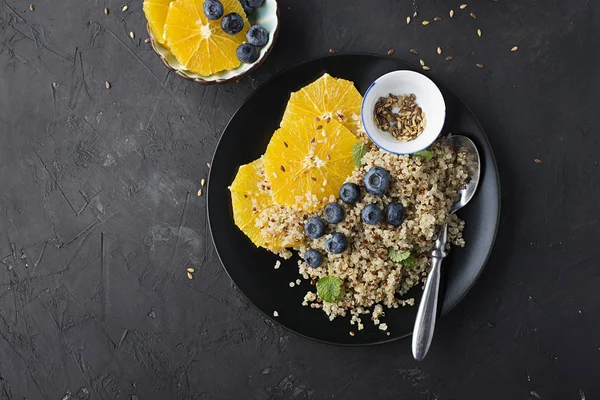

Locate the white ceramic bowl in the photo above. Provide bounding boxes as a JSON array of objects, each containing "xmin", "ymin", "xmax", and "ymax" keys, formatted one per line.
[
  {"xmin": 361, "ymin": 70, "xmax": 446, "ymax": 154},
  {"xmin": 148, "ymin": 0, "xmax": 279, "ymax": 84}
]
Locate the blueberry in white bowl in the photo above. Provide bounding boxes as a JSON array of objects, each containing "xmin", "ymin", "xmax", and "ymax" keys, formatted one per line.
[
  {"xmin": 247, "ymin": 25, "xmax": 269, "ymax": 46},
  {"xmin": 221, "ymin": 12, "xmax": 244, "ymax": 34},
  {"xmin": 236, "ymin": 43, "xmax": 259, "ymax": 63},
  {"xmin": 203, "ymin": 0, "xmax": 224, "ymax": 20}
]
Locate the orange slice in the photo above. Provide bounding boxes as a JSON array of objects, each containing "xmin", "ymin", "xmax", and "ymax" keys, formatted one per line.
[
  {"xmin": 143, "ymin": 0, "xmax": 173, "ymax": 45},
  {"xmin": 263, "ymin": 117, "xmax": 360, "ymax": 212},
  {"xmin": 281, "ymin": 73, "xmax": 364, "ymax": 136},
  {"xmin": 163, "ymin": 0, "xmax": 249, "ymax": 76},
  {"xmin": 230, "ymin": 158, "xmax": 302, "ymax": 251}
]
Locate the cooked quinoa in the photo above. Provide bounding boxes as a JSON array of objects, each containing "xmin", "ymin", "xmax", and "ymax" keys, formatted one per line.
[{"xmin": 253, "ymin": 137, "xmax": 470, "ymax": 329}]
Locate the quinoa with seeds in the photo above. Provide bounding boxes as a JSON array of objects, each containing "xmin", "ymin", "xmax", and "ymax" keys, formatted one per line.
[
  {"xmin": 292, "ymin": 140, "xmax": 470, "ymax": 325},
  {"xmin": 251, "ymin": 137, "xmax": 470, "ymax": 328}
]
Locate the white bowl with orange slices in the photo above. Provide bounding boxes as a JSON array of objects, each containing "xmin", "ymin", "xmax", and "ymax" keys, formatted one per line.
[{"xmin": 143, "ymin": 0, "xmax": 279, "ymax": 84}]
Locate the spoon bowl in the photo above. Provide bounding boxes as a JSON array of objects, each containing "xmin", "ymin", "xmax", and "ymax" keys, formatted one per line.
[{"xmin": 449, "ymin": 135, "xmax": 481, "ymax": 213}]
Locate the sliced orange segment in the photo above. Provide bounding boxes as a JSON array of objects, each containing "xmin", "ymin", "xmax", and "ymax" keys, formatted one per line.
[
  {"xmin": 143, "ymin": 0, "xmax": 173, "ymax": 45},
  {"xmin": 263, "ymin": 117, "xmax": 360, "ymax": 212},
  {"xmin": 230, "ymin": 159, "xmax": 270, "ymax": 248},
  {"xmin": 281, "ymin": 73, "xmax": 364, "ymax": 136},
  {"xmin": 164, "ymin": 0, "xmax": 249, "ymax": 76},
  {"xmin": 230, "ymin": 158, "xmax": 301, "ymax": 251}
]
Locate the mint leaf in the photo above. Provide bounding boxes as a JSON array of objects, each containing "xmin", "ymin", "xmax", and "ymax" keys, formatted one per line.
[
  {"xmin": 388, "ymin": 248, "xmax": 411, "ymax": 263},
  {"xmin": 403, "ymin": 254, "xmax": 416, "ymax": 268},
  {"xmin": 352, "ymin": 142, "xmax": 369, "ymax": 168},
  {"xmin": 413, "ymin": 150, "xmax": 434, "ymax": 160},
  {"xmin": 316, "ymin": 276, "xmax": 343, "ymax": 302}
]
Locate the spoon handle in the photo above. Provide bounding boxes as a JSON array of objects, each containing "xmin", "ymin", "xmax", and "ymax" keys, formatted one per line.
[{"xmin": 412, "ymin": 223, "xmax": 448, "ymax": 361}]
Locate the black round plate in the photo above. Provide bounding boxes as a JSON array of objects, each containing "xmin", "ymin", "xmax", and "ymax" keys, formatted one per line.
[{"xmin": 208, "ymin": 54, "xmax": 500, "ymax": 346}]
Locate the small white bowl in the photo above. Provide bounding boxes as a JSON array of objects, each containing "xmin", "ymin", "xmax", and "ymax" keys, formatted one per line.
[
  {"xmin": 148, "ymin": 0, "xmax": 279, "ymax": 84},
  {"xmin": 361, "ymin": 70, "xmax": 446, "ymax": 154}
]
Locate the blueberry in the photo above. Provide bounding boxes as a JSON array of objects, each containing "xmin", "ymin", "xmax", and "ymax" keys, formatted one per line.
[
  {"xmin": 203, "ymin": 0, "xmax": 224, "ymax": 20},
  {"xmin": 364, "ymin": 166, "xmax": 391, "ymax": 195},
  {"xmin": 236, "ymin": 43, "xmax": 259, "ymax": 63},
  {"xmin": 323, "ymin": 202, "xmax": 344, "ymax": 224},
  {"xmin": 304, "ymin": 249, "xmax": 323, "ymax": 268},
  {"xmin": 326, "ymin": 232, "xmax": 348, "ymax": 254},
  {"xmin": 386, "ymin": 202, "xmax": 406, "ymax": 227},
  {"xmin": 246, "ymin": 25, "xmax": 269, "ymax": 47},
  {"xmin": 361, "ymin": 204, "xmax": 382, "ymax": 225},
  {"xmin": 339, "ymin": 182, "xmax": 360, "ymax": 204},
  {"xmin": 246, "ymin": 0, "xmax": 264, "ymax": 7},
  {"xmin": 305, "ymin": 217, "xmax": 326, "ymax": 239},
  {"xmin": 221, "ymin": 13, "xmax": 244, "ymax": 35},
  {"xmin": 238, "ymin": 0, "xmax": 254, "ymax": 15}
]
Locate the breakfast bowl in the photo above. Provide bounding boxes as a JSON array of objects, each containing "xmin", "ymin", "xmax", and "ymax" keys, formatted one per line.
[
  {"xmin": 361, "ymin": 70, "xmax": 446, "ymax": 154},
  {"xmin": 146, "ymin": 0, "xmax": 279, "ymax": 84}
]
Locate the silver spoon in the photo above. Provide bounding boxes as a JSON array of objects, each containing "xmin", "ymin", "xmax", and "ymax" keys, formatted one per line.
[{"xmin": 412, "ymin": 135, "xmax": 481, "ymax": 361}]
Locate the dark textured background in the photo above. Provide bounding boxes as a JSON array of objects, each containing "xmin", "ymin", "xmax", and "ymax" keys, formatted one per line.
[{"xmin": 1, "ymin": 0, "xmax": 599, "ymax": 398}]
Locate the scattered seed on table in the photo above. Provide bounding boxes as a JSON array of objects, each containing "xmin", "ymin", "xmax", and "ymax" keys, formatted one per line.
[
  {"xmin": 410, "ymin": 49, "xmax": 418, "ymax": 55},
  {"xmin": 329, "ymin": 48, "xmax": 336, "ymax": 54},
  {"xmin": 470, "ymin": 12, "xmax": 477, "ymax": 19},
  {"xmin": 406, "ymin": 16, "xmax": 411, "ymax": 24},
  {"xmin": 477, "ymin": 29, "xmax": 482, "ymax": 37},
  {"xmin": 449, "ymin": 9, "xmax": 455, "ymax": 18},
  {"xmin": 422, "ymin": 20, "xmax": 430, "ymax": 25},
  {"xmin": 121, "ymin": 5, "xmax": 128, "ymax": 11},
  {"xmin": 419, "ymin": 59, "xmax": 425, "ymax": 66},
  {"xmin": 129, "ymin": 31, "xmax": 135, "ymax": 39},
  {"xmin": 29, "ymin": 3, "xmax": 34, "ymax": 11},
  {"xmin": 445, "ymin": 56, "xmax": 454, "ymax": 61},
  {"xmin": 104, "ymin": 7, "xmax": 109, "ymax": 15},
  {"xmin": 413, "ymin": 11, "xmax": 418, "ymax": 17},
  {"xmin": 207, "ymin": 162, "xmax": 211, "ymax": 168},
  {"xmin": 349, "ymin": 331, "xmax": 355, "ymax": 336},
  {"xmin": 273, "ymin": 311, "xmax": 279, "ymax": 317},
  {"xmin": 187, "ymin": 272, "xmax": 193, "ymax": 280},
  {"xmin": 460, "ymin": 3, "xmax": 468, "ymax": 9},
  {"xmin": 201, "ymin": 178, "xmax": 206, "ymax": 186},
  {"xmin": 437, "ymin": 47, "xmax": 442, "ymax": 55},
  {"xmin": 387, "ymin": 49, "xmax": 394, "ymax": 56},
  {"xmin": 476, "ymin": 63, "xmax": 484, "ymax": 69},
  {"xmin": 197, "ymin": 189, "xmax": 203, "ymax": 196},
  {"xmin": 534, "ymin": 158, "xmax": 542, "ymax": 164},
  {"xmin": 434, "ymin": 16, "xmax": 442, "ymax": 21},
  {"xmin": 422, "ymin": 65, "xmax": 431, "ymax": 71},
  {"xmin": 187, "ymin": 268, "xmax": 195, "ymax": 273},
  {"xmin": 511, "ymin": 46, "xmax": 519, "ymax": 52},
  {"xmin": 144, "ymin": 38, "xmax": 150, "ymax": 43},
  {"xmin": 105, "ymin": 81, "xmax": 111, "ymax": 89}
]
